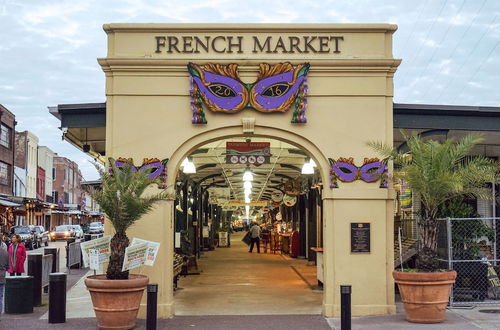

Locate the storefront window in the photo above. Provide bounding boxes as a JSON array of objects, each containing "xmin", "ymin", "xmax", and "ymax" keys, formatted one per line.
[{"xmin": 0, "ymin": 124, "xmax": 10, "ymax": 148}]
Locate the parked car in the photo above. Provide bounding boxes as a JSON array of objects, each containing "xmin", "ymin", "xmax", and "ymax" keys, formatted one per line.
[
  {"xmin": 50, "ymin": 225, "xmax": 75, "ymax": 241},
  {"xmin": 88, "ymin": 221, "xmax": 104, "ymax": 234},
  {"xmin": 71, "ymin": 225, "xmax": 84, "ymax": 239},
  {"xmin": 10, "ymin": 226, "xmax": 35, "ymax": 250},
  {"xmin": 29, "ymin": 225, "xmax": 49, "ymax": 248}
]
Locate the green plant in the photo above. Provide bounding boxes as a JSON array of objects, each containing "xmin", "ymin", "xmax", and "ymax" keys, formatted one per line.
[
  {"xmin": 370, "ymin": 133, "xmax": 498, "ymax": 272},
  {"xmin": 87, "ymin": 158, "xmax": 168, "ymax": 279}
]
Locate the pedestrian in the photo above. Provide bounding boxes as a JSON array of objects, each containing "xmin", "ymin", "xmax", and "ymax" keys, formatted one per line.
[
  {"xmin": 8, "ymin": 234, "xmax": 26, "ymax": 276},
  {"xmin": 0, "ymin": 233, "xmax": 8, "ymax": 318},
  {"xmin": 248, "ymin": 221, "xmax": 261, "ymax": 253}
]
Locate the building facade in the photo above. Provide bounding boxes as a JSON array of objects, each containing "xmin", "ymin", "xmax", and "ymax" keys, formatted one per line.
[
  {"xmin": 52, "ymin": 155, "xmax": 83, "ymax": 207},
  {"xmin": 38, "ymin": 146, "xmax": 55, "ymax": 202},
  {"xmin": 25, "ymin": 131, "xmax": 38, "ymax": 199},
  {"xmin": 0, "ymin": 105, "xmax": 15, "ymax": 196}
]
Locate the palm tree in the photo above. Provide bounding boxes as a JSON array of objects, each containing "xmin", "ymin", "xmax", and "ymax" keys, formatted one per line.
[
  {"xmin": 87, "ymin": 158, "xmax": 168, "ymax": 279},
  {"xmin": 370, "ymin": 133, "xmax": 498, "ymax": 271}
]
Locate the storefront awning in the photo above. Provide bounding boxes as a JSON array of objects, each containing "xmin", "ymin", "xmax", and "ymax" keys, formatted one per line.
[{"xmin": 0, "ymin": 199, "xmax": 21, "ymax": 207}]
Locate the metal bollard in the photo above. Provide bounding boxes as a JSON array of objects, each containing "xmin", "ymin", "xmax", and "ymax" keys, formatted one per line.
[
  {"xmin": 49, "ymin": 272, "xmax": 67, "ymax": 324},
  {"xmin": 28, "ymin": 253, "xmax": 43, "ymax": 306},
  {"xmin": 340, "ymin": 285, "xmax": 352, "ymax": 330},
  {"xmin": 146, "ymin": 284, "xmax": 158, "ymax": 330}
]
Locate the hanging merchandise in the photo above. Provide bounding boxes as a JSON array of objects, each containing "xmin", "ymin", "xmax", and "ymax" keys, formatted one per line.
[
  {"xmin": 271, "ymin": 190, "xmax": 284, "ymax": 202},
  {"xmin": 284, "ymin": 179, "xmax": 302, "ymax": 196},
  {"xmin": 283, "ymin": 194, "xmax": 297, "ymax": 207},
  {"xmin": 400, "ymin": 188, "xmax": 412, "ymax": 210},
  {"xmin": 276, "ymin": 212, "xmax": 282, "ymax": 221}
]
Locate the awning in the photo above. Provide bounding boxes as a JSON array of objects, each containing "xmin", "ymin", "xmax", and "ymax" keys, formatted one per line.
[{"xmin": 0, "ymin": 199, "xmax": 21, "ymax": 207}]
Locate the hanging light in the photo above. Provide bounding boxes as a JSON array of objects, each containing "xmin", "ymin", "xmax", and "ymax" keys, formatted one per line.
[
  {"xmin": 309, "ymin": 158, "xmax": 317, "ymax": 167},
  {"xmin": 243, "ymin": 168, "xmax": 253, "ymax": 181},
  {"xmin": 180, "ymin": 158, "xmax": 189, "ymax": 168},
  {"xmin": 244, "ymin": 187, "xmax": 251, "ymax": 196},
  {"xmin": 245, "ymin": 196, "xmax": 251, "ymax": 203},
  {"xmin": 183, "ymin": 158, "xmax": 196, "ymax": 174},
  {"xmin": 243, "ymin": 181, "xmax": 252, "ymax": 189},
  {"xmin": 302, "ymin": 158, "xmax": 315, "ymax": 175}
]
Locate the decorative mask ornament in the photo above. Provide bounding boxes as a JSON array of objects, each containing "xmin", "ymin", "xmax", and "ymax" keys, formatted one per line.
[
  {"xmin": 111, "ymin": 158, "xmax": 169, "ymax": 189},
  {"xmin": 328, "ymin": 157, "xmax": 388, "ymax": 188},
  {"xmin": 188, "ymin": 62, "xmax": 310, "ymax": 124}
]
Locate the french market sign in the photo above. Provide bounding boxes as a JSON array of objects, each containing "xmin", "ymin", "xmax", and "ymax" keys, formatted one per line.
[{"xmin": 155, "ymin": 35, "xmax": 344, "ymax": 54}]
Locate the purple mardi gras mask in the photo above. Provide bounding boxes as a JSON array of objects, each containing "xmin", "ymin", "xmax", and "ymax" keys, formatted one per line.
[
  {"xmin": 329, "ymin": 157, "xmax": 388, "ymax": 188},
  {"xmin": 111, "ymin": 158, "xmax": 169, "ymax": 188},
  {"xmin": 188, "ymin": 62, "xmax": 310, "ymax": 124}
]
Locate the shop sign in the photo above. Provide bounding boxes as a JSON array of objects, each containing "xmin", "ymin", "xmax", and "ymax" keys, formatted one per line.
[
  {"xmin": 131, "ymin": 238, "xmax": 161, "ymax": 267},
  {"xmin": 155, "ymin": 35, "xmax": 344, "ymax": 55},
  {"xmin": 226, "ymin": 142, "xmax": 271, "ymax": 165},
  {"xmin": 80, "ymin": 235, "xmax": 111, "ymax": 268},
  {"xmin": 122, "ymin": 243, "xmax": 148, "ymax": 272},
  {"xmin": 351, "ymin": 223, "xmax": 370, "ymax": 253},
  {"xmin": 226, "ymin": 200, "xmax": 268, "ymax": 207}
]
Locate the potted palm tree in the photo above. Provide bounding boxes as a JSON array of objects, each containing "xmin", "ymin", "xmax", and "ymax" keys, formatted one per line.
[
  {"xmin": 84, "ymin": 159, "xmax": 168, "ymax": 330},
  {"xmin": 370, "ymin": 133, "xmax": 498, "ymax": 323}
]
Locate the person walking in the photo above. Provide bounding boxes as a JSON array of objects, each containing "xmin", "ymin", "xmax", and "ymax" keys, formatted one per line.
[
  {"xmin": 248, "ymin": 221, "xmax": 261, "ymax": 253},
  {"xmin": 0, "ymin": 233, "xmax": 8, "ymax": 318},
  {"xmin": 8, "ymin": 234, "xmax": 26, "ymax": 276}
]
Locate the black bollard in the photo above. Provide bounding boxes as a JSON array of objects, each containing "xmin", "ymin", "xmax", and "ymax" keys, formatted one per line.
[
  {"xmin": 49, "ymin": 273, "xmax": 67, "ymax": 324},
  {"xmin": 146, "ymin": 284, "xmax": 158, "ymax": 330},
  {"xmin": 340, "ymin": 285, "xmax": 351, "ymax": 330},
  {"xmin": 28, "ymin": 253, "xmax": 43, "ymax": 306}
]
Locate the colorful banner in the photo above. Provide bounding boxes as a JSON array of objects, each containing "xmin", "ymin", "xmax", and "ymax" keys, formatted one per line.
[
  {"xmin": 400, "ymin": 188, "xmax": 412, "ymax": 209},
  {"xmin": 131, "ymin": 238, "xmax": 161, "ymax": 267},
  {"xmin": 121, "ymin": 243, "xmax": 148, "ymax": 272},
  {"xmin": 80, "ymin": 235, "xmax": 111, "ymax": 268}
]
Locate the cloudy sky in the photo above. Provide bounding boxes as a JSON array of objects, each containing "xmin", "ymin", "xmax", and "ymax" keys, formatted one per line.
[{"xmin": 1, "ymin": 0, "xmax": 499, "ymax": 180}]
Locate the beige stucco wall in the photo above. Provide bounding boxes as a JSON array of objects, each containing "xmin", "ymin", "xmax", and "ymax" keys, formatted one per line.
[{"xmin": 99, "ymin": 23, "xmax": 400, "ymax": 318}]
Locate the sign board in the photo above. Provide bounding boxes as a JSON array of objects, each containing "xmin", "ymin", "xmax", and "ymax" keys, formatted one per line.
[
  {"xmin": 219, "ymin": 232, "xmax": 228, "ymax": 247},
  {"xmin": 487, "ymin": 266, "xmax": 500, "ymax": 298},
  {"xmin": 203, "ymin": 226, "xmax": 209, "ymax": 238},
  {"xmin": 122, "ymin": 243, "xmax": 148, "ymax": 272},
  {"xmin": 175, "ymin": 232, "xmax": 181, "ymax": 248},
  {"xmin": 351, "ymin": 223, "xmax": 370, "ymax": 253},
  {"xmin": 226, "ymin": 142, "xmax": 271, "ymax": 165},
  {"xmin": 80, "ymin": 235, "xmax": 111, "ymax": 268},
  {"xmin": 131, "ymin": 238, "xmax": 161, "ymax": 266},
  {"xmin": 226, "ymin": 200, "xmax": 268, "ymax": 207},
  {"xmin": 89, "ymin": 249, "xmax": 100, "ymax": 271}
]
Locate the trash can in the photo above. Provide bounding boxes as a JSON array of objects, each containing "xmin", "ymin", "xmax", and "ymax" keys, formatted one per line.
[{"xmin": 5, "ymin": 276, "xmax": 34, "ymax": 314}]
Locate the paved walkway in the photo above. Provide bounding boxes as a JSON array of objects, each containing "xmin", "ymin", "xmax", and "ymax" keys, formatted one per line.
[{"xmin": 174, "ymin": 232, "xmax": 323, "ymax": 315}]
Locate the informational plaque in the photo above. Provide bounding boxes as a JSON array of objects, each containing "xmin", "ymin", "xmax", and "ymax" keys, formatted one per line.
[{"xmin": 351, "ymin": 223, "xmax": 370, "ymax": 253}]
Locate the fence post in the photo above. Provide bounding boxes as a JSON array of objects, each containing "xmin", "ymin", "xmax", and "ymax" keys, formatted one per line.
[
  {"xmin": 446, "ymin": 217, "xmax": 454, "ymax": 307},
  {"xmin": 340, "ymin": 285, "xmax": 351, "ymax": 330},
  {"xmin": 28, "ymin": 253, "xmax": 43, "ymax": 306},
  {"xmin": 147, "ymin": 284, "xmax": 158, "ymax": 330}
]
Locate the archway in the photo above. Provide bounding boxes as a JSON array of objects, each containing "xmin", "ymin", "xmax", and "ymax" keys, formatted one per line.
[{"xmin": 167, "ymin": 126, "xmax": 330, "ymax": 315}]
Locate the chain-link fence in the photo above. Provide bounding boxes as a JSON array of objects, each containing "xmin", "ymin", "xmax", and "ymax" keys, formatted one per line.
[{"xmin": 440, "ymin": 217, "xmax": 500, "ymax": 307}]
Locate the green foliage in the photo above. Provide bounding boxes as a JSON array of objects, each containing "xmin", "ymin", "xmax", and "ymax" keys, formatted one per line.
[
  {"xmin": 85, "ymin": 158, "xmax": 169, "ymax": 279},
  {"xmin": 369, "ymin": 133, "xmax": 499, "ymax": 271}
]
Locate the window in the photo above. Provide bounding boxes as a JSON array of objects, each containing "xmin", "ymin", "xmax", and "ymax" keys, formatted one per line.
[
  {"xmin": 64, "ymin": 192, "xmax": 69, "ymax": 203},
  {"xmin": 0, "ymin": 125, "xmax": 10, "ymax": 148},
  {"xmin": 0, "ymin": 162, "xmax": 9, "ymax": 185},
  {"xmin": 53, "ymin": 191, "xmax": 59, "ymax": 204},
  {"xmin": 52, "ymin": 168, "xmax": 56, "ymax": 180}
]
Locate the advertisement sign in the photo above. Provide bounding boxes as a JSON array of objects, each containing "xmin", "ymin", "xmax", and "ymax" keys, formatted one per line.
[
  {"xmin": 122, "ymin": 243, "xmax": 148, "ymax": 272},
  {"xmin": 89, "ymin": 249, "xmax": 100, "ymax": 270},
  {"xmin": 226, "ymin": 142, "xmax": 271, "ymax": 165},
  {"xmin": 219, "ymin": 232, "xmax": 228, "ymax": 247},
  {"xmin": 131, "ymin": 238, "xmax": 161, "ymax": 266},
  {"xmin": 80, "ymin": 235, "xmax": 111, "ymax": 268}
]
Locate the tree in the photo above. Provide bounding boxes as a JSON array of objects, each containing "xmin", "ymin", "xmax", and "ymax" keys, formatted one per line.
[
  {"xmin": 86, "ymin": 159, "xmax": 169, "ymax": 279},
  {"xmin": 370, "ymin": 133, "xmax": 498, "ymax": 271}
]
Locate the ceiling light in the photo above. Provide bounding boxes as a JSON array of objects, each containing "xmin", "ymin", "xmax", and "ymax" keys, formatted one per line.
[
  {"xmin": 310, "ymin": 158, "xmax": 317, "ymax": 167},
  {"xmin": 244, "ymin": 181, "xmax": 252, "ymax": 189},
  {"xmin": 243, "ymin": 169, "xmax": 253, "ymax": 181},
  {"xmin": 245, "ymin": 196, "xmax": 251, "ymax": 203},
  {"xmin": 244, "ymin": 187, "xmax": 251, "ymax": 195},
  {"xmin": 180, "ymin": 158, "xmax": 189, "ymax": 168},
  {"xmin": 302, "ymin": 158, "xmax": 314, "ymax": 175},
  {"xmin": 183, "ymin": 159, "xmax": 196, "ymax": 174}
]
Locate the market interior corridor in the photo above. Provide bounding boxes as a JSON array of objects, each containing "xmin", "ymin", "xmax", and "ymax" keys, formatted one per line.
[{"xmin": 174, "ymin": 231, "xmax": 322, "ymax": 315}]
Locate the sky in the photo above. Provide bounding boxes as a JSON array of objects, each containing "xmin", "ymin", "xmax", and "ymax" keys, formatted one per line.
[{"xmin": 0, "ymin": 0, "xmax": 499, "ymax": 180}]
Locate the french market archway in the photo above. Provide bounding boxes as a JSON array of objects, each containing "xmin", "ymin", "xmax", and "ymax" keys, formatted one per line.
[{"xmin": 98, "ymin": 23, "xmax": 400, "ymax": 318}]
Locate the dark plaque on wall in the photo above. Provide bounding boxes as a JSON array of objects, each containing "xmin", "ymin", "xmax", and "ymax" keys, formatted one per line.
[{"xmin": 351, "ymin": 223, "xmax": 370, "ymax": 253}]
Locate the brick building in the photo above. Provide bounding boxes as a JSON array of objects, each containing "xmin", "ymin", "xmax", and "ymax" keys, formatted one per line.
[
  {"xmin": 0, "ymin": 105, "xmax": 15, "ymax": 196},
  {"xmin": 52, "ymin": 155, "xmax": 83, "ymax": 207}
]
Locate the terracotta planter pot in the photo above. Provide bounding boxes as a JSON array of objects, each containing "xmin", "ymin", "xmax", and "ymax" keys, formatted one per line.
[
  {"xmin": 85, "ymin": 274, "xmax": 149, "ymax": 330},
  {"xmin": 393, "ymin": 270, "xmax": 457, "ymax": 323}
]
